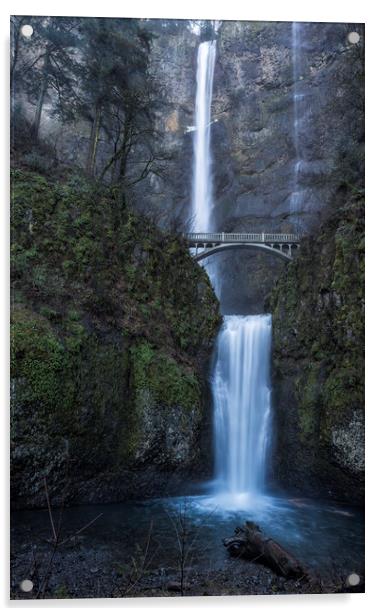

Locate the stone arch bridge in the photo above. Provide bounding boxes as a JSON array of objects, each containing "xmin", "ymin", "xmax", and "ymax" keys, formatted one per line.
[{"xmin": 184, "ymin": 232, "xmax": 301, "ymax": 262}]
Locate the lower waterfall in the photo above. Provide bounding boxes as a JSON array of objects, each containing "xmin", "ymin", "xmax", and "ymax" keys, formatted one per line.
[{"xmin": 212, "ymin": 314, "xmax": 272, "ymax": 502}]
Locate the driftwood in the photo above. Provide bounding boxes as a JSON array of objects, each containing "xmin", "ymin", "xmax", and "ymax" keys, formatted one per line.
[{"xmin": 223, "ymin": 521, "xmax": 308, "ymax": 579}]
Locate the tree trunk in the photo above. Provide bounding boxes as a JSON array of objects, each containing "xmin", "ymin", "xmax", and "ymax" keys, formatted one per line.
[
  {"xmin": 118, "ymin": 119, "xmax": 129, "ymax": 183},
  {"xmin": 223, "ymin": 521, "xmax": 310, "ymax": 579},
  {"xmin": 118, "ymin": 102, "xmax": 136, "ymax": 184},
  {"xmin": 86, "ymin": 104, "xmax": 102, "ymax": 176},
  {"xmin": 10, "ymin": 17, "xmax": 25, "ymax": 90},
  {"xmin": 31, "ymin": 51, "xmax": 50, "ymax": 140},
  {"xmin": 111, "ymin": 127, "xmax": 122, "ymax": 183}
]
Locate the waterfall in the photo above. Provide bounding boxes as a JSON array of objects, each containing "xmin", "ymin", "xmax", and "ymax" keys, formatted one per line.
[
  {"xmin": 212, "ymin": 315, "xmax": 272, "ymax": 499},
  {"xmin": 191, "ymin": 40, "xmax": 216, "ymax": 232},
  {"xmin": 191, "ymin": 33, "xmax": 273, "ymax": 508},
  {"xmin": 191, "ymin": 38, "xmax": 221, "ymax": 294},
  {"xmin": 290, "ymin": 22, "xmax": 304, "ymax": 225}
]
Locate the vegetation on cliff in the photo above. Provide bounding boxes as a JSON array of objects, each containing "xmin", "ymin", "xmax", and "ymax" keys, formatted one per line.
[
  {"xmin": 269, "ymin": 193, "xmax": 364, "ymax": 502},
  {"xmin": 11, "ymin": 169, "xmax": 221, "ymax": 507}
]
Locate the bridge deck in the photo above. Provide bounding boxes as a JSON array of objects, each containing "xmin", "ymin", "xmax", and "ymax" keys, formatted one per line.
[
  {"xmin": 185, "ymin": 232, "xmax": 301, "ymax": 244},
  {"xmin": 183, "ymin": 232, "xmax": 301, "ymax": 262}
]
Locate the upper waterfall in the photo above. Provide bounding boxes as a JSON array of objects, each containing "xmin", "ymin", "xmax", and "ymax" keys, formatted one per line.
[
  {"xmin": 290, "ymin": 21, "xmax": 304, "ymax": 227},
  {"xmin": 191, "ymin": 40, "xmax": 217, "ymax": 232}
]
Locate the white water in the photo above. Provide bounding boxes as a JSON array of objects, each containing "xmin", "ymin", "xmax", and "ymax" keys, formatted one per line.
[
  {"xmin": 191, "ymin": 36, "xmax": 273, "ymax": 509},
  {"xmin": 212, "ymin": 315, "xmax": 272, "ymax": 503},
  {"xmin": 191, "ymin": 39, "xmax": 221, "ymax": 295},
  {"xmin": 191, "ymin": 40, "xmax": 217, "ymax": 233},
  {"xmin": 290, "ymin": 22, "xmax": 304, "ymax": 226}
]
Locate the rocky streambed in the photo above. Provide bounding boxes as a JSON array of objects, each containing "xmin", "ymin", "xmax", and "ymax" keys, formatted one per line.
[{"xmin": 11, "ymin": 493, "xmax": 364, "ymax": 599}]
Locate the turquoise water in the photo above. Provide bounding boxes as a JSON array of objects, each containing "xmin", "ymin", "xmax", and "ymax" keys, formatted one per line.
[{"xmin": 11, "ymin": 491, "xmax": 364, "ymax": 579}]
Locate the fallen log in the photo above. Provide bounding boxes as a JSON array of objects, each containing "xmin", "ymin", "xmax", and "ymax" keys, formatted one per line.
[{"xmin": 223, "ymin": 521, "xmax": 308, "ymax": 579}]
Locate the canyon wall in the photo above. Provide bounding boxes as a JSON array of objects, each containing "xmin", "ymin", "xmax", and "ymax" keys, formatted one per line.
[
  {"xmin": 142, "ymin": 20, "xmax": 364, "ymax": 502},
  {"xmin": 268, "ymin": 193, "xmax": 364, "ymax": 503}
]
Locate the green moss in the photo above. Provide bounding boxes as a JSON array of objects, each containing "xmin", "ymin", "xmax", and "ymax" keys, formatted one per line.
[
  {"xmin": 53, "ymin": 585, "xmax": 70, "ymax": 599},
  {"xmin": 296, "ymin": 364, "xmax": 322, "ymax": 441},
  {"xmin": 10, "ymin": 167, "xmax": 221, "ymax": 504},
  {"xmin": 131, "ymin": 341, "xmax": 200, "ymax": 412},
  {"xmin": 40, "ymin": 305, "xmax": 60, "ymax": 321},
  {"xmin": 270, "ymin": 195, "xmax": 364, "ymax": 488},
  {"xmin": 11, "ymin": 307, "xmax": 68, "ymax": 409},
  {"xmin": 11, "ymin": 168, "xmax": 220, "ymax": 351},
  {"xmin": 67, "ymin": 309, "xmax": 81, "ymax": 321}
]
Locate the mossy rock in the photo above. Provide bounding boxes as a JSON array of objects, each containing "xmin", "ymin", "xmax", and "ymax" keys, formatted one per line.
[
  {"xmin": 269, "ymin": 194, "xmax": 364, "ymax": 502},
  {"xmin": 10, "ymin": 168, "xmax": 221, "ymax": 507}
]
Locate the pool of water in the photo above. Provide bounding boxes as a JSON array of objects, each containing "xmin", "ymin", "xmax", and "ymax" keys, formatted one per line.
[{"xmin": 11, "ymin": 489, "xmax": 364, "ymax": 580}]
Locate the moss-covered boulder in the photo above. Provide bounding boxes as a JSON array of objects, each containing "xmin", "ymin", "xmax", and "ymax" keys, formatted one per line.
[
  {"xmin": 269, "ymin": 194, "xmax": 364, "ymax": 503},
  {"xmin": 10, "ymin": 169, "xmax": 221, "ymax": 508}
]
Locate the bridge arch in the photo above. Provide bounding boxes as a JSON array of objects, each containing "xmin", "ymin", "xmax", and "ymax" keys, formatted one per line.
[
  {"xmin": 193, "ymin": 242, "xmax": 294, "ymax": 263},
  {"xmin": 184, "ymin": 232, "xmax": 301, "ymax": 263}
]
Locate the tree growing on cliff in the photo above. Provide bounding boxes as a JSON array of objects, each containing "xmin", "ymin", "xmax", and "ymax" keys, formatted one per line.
[
  {"xmin": 11, "ymin": 16, "xmax": 164, "ymax": 196},
  {"xmin": 12, "ymin": 17, "xmax": 79, "ymax": 140},
  {"xmin": 74, "ymin": 17, "xmax": 160, "ymax": 191}
]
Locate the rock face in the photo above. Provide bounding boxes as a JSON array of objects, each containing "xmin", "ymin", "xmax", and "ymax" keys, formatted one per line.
[
  {"xmin": 10, "ymin": 169, "xmax": 221, "ymax": 508},
  {"xmin": 138, "ymin": 20, "xmax": 364, "ymax": 313},
  {"xmin": 213, "ymin": 21, "xmax": 364, "ymax": 313},
  {"xmin": 268, "ymin": 194, "xmax": 364, "ymax": 503},
  {"xmin": 213, "ymin": 21, "xmax": 364, "ymax": 229},
  {"xmin": 131, "ymin": 20, "xmax": 198, "ymax": 225}
]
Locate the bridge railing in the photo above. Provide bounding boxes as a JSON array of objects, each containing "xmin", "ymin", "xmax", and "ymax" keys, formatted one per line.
[{"xmin": 184, "ymin": 232, "xmax": 301, "ymax": 243}]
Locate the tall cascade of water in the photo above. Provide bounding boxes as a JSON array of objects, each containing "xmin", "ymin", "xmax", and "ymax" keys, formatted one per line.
[
  {"xmin": 212, "ymin": 315, "xmax": 272, "ymax": 498},
  {"xmin": 191, "ymin": 38, "xmax": 221, "ymax": 294},
  {"xmin": 290, "ymin": 21, "xmax": 305, "ymax": 228},
  {"xmin": 191, "ymin": 40, "xmax": 217, "ymax": 233},
  {"xmin": 191, "ymin": 34, "xmax": 273, "ymax": 507}
]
